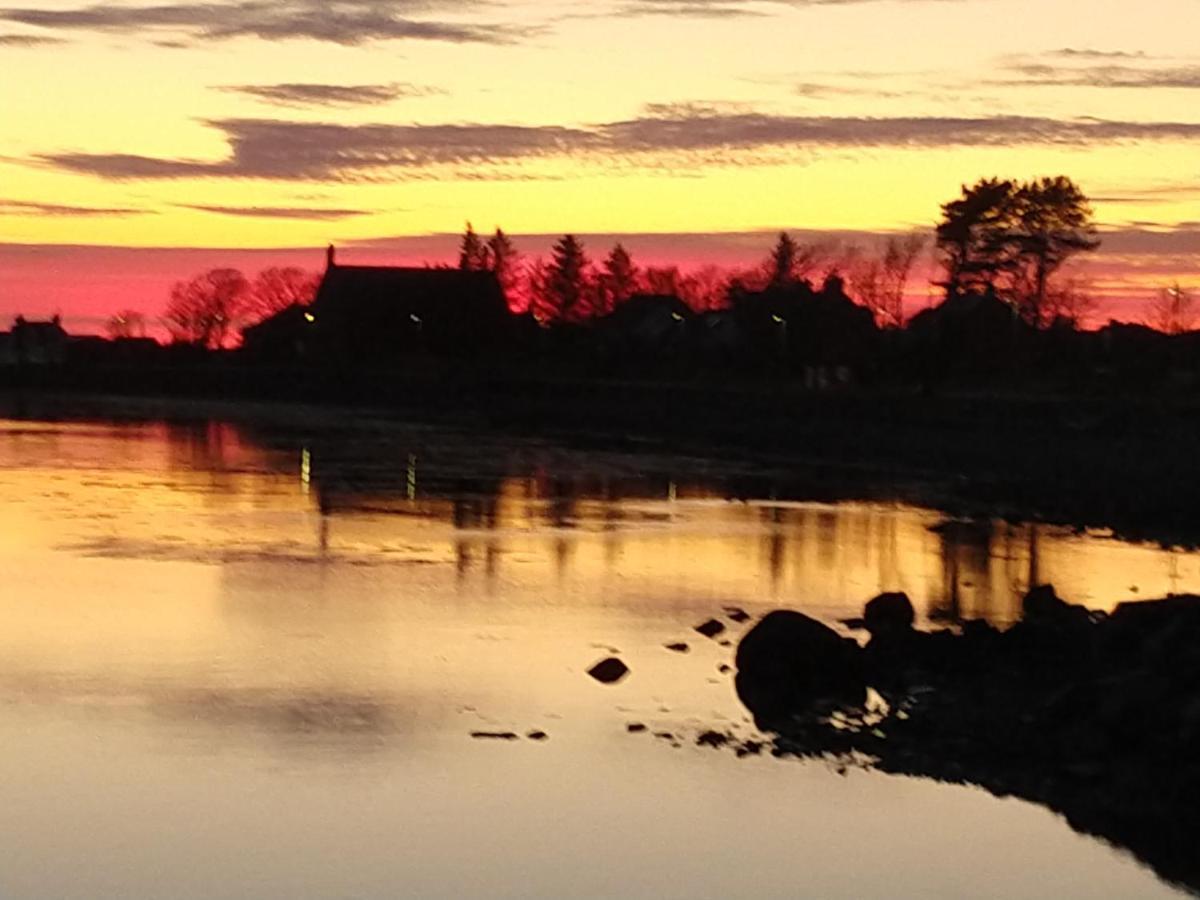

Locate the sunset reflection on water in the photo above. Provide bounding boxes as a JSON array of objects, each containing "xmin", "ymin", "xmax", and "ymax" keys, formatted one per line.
[{"xmin": 0, "ymin": 417, "xmax": 1190, "ymax": 900}]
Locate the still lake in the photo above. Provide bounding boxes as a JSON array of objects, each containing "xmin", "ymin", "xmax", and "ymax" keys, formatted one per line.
[{"xmin": 0, "ymin": 414, "xmax": 1194, "ymax": 900}]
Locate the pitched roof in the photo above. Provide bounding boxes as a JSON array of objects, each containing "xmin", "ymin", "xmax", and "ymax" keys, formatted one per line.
[{"xmin": 313, "ymin": 265, "xmax": 502, "ymax": 314}]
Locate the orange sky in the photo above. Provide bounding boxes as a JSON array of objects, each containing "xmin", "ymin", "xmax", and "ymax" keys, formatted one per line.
[{"xmin": 1, "ymin": 0, "xmax": 1197, "ymax": 329}]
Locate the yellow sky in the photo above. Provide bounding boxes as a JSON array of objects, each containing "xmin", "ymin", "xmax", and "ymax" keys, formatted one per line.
[{"xmin": 1, "ymin": 0, "xmax": 1198, "ymax": 249}]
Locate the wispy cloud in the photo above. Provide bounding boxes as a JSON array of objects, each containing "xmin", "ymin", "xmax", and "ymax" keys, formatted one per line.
[
  {"xmin": 178, "ymin": 203, "xmax": 372, "ymax": 219},
  {"xmin": 0, "ymin": 0, "xmax": 530, "ymax": 46},
  {"xmin": 0, "ymin": 30, "xmax": 63, "ymax": 44},
  {"xmin": 33, "ymin": 109, "xmax": 1200, "ymax": 182},
  {"xmin": 0, "ymin": 199, "xmax": 152, "ymax": 216},
  {"xmin": 615, "ymin": 0, "xmax": 959, "ymax": 15},
  {"xmin": 998, "ymin": 62, "xmax": 1200, "ymax": 89},
  {"xmin": 219, "ymin": 82, "xmax": 444, "ymax": 108}
]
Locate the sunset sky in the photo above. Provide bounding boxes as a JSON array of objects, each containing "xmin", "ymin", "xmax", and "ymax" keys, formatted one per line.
[{"xmin": 1, "ymin": 0, "xmax": 1197, "ymax": 330}]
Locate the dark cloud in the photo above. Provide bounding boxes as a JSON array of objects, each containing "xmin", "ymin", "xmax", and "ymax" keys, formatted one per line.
[
  {"xmin": 220, "ymin": 82, "xmax": 443, "ymax": 108},
  {"xmin": 998, "ymin": 62, "xmax": 1200, "ymax": 89},
  {"xmin": 34, "ymin": 110, "xmax": 1200, "ymax": 182},
  {"xmin": 0, "ymin": 199, "xmax": 151, "ymax": 216},
  {"xmin": 179, "ymin": 203, "xmax": 371, "ymax": 219},
  {"xmin": 0, "ymin": 0, "xmax": 528, "ymax": 46},
  {"xmin": 0, "ymin": 30, "xmax": 64, "ymax": 44}
]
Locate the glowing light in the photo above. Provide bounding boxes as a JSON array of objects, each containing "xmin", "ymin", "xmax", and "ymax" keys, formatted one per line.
[{"xmin": 304, "ymin": 312, "xmax": 316, "ymax": 323}]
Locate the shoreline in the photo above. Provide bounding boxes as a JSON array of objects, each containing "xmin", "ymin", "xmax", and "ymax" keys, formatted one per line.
[{"xmin": 3, "ymin": 373, "xmax": 1199, "ymax": 547}]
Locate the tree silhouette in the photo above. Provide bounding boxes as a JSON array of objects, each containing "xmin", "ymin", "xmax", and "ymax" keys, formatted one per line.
[
  {"xmin": 936, "ymin": 178, "xmax": 1019, "ymax": 300},
  {"xmin": 936, "ymin": 177, "xmax": 1098, "ymax": 326},
  {"xmin": 545, "ymin": 235, "xmax": 591, "ymax": 322},
  {"xmin": 601, "ymin": 243, "xmax": 639, "ymax": 312},
  {"xmin": 486, "ymin": 228, "xmax": 521, "ymax": 300},
  {"xmin": 768, "ymin": 232, "xmax": 799, "ymax": 288},
  {"xmin": 163, "ymin": 268, "xmax": 249, "ymax": 348},
  {"xmin": 458, "ymin": 222, "xmax": 488, "ymax": 272},
  {"xmin": 105, "ymin": 309, "xmax": 147, "ymax": 339},
  {"xmin": 1011, "ymin": 177, "xmax": 1100, "ymax": 326},
  {"xmin": 1148, "ymin": 282, "xmax": 1196, "ymax": 335},
  {"xmin": 247, "ymin": 267, "xmax": 319, "ymax": 322}
]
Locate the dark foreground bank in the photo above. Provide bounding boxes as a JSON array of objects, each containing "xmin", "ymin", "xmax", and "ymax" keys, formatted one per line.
[{"xmin": 729, "ymin": 589, "xmax": 1200, "ymax": 894}]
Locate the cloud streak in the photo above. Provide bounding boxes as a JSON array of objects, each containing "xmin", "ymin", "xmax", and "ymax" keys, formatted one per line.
[
  {"xmin": 1000, "ymin": 62, "xmax": 1200, "ymax": 90},
  {"xmin": 178, "ymin": 203, "xmax": 372, "ymax": 219},
  {"xmin": 0, "ymin": 199, "xmax": 152, "ymax": 216},
  {"xmin": 0, "ymin": 0, "xmax": 529, "ymax": 46},
  {"xmin": 220, "ymin": 82, "xmax": 443, "ymax": 108},
  {"xmin": 34, "ymin": 109, "xmax": 1200, "ymax": 182}
]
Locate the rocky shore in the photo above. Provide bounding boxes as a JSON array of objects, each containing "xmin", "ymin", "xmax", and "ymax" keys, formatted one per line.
[{"xmin": 733, "ymin": 588, "xmax": 1200, "ymax": 893}]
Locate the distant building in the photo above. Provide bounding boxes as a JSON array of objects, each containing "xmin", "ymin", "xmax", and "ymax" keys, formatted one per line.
[
  {"xmin": 0, "ymin": 315, "xmax": 69, "ymax": 367},
  {"xmin": 242, "ymin": 246, "xmax": 511, "ymax": 364}
]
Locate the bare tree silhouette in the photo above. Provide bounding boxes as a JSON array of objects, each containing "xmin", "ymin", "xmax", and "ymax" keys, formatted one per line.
[{"xmin": 163, "ymin": 268, "xmax": 249, "ymax": 348}]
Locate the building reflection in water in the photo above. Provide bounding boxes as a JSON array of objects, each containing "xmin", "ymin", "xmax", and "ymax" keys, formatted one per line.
[{"xmin": 208, "ymin": 422, "xmax": 1200, "ymax": 625}]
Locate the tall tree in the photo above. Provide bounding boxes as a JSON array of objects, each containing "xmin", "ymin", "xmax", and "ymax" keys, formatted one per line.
[
  {"xmin": 767, "ymin": 232, "xmax": 799, "ymax": 288},
  {"xmin": 163, "ymin": 268, "xmax": 249, "ymax": 349},
  {"xmin": 936, "ymin": 177, "xmax": 1099, "ymax": 326},
  {"xmin": 935, "ymin": 178, "xmax": 1019, "ymax": 300},
  {"xmin": 877, "ymin": 233, "xmax": 925, "ymax": 328},
  {"xmin": 458, "ymin": 222, "xmax": 488, "ymax": 271},
  {"xmin": 1011, "ymin": 177, "xmax": 1100, "ymax": 326},
  {"xmin": 486, "ymin": 228, "xmax": 521, "ymax": 300},
  {"xmin": 546, "ymin": 235, "xmax": 591, "ymax": 322},
  {"xmin": 601, "ymin": 243, "xmax": 639, "ymax": 312},
  {"xmin": 1149, "ymin": 282, "xmax": 1195, "ymax": 335},
  {"xmin": 247, "ymin": 267, "xmax": 319, "ymax": 323}
]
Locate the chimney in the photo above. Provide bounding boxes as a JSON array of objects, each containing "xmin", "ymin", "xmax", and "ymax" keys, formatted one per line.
[{"xmin": 326, "ymin": 244, "xmax": 337, "ymax": 269}]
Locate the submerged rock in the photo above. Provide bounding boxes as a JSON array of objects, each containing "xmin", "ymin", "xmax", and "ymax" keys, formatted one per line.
[
  {"xmin": 471, "ymin": 731, "xmax": 519, "ymax": 741},
  {"xmin": 587, "ymin": 657, "xmax": 630, "ymax": 684},
  {"xmin": 695, "ymin": 619, "xmax": 726, "ymax": 639},
  {"xmin": 526, "ymin": 730, "xmax": 549, "ymax": 741},
  {"xmin": 725, "ymin": 607, "xmax": 751, "ymax": 624},
  {"xmin": 665, "ymin": 642, "xmax": 690, "ymax": 653}
]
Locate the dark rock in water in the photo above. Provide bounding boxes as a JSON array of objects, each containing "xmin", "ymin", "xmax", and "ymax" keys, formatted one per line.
[
  {"xmin": 1023, "ymin": 584, "xmax": 1091, "ymax": 627},
  {"xmin": 665, "ymin": 642, "xmax": 690, "ymax": 653},
  {"xmin": 587, "ymin": 657, "xmax": 630, "ymax": 684},
  {"xmin": 725, "ymin": 607, "xmax": 751, "ymax": 624},
  {"xmin": 731, "ymin": 591, "xmax": 1200, "ymax": 893},
  {"xmin": 735, "ymin": 610, "xmax": 865, "ymax": 728},
  {"xmin": 526, "ymin": 730, "xmax": 549, "ymax": 741},
  {"xmin": 626, "ymin": 723, "xmax": 647, "ymax": 733},
  {"xmin": 471, "ymin": 731, "xmax": 519, "ymax": 741},
  {"xmin": 718, "ymin": 664, "xmax": 733, "ymax": 674},
  {"xmin": 864, "ymin": 592, "xmax": 915, "ymax": 636},
  {"xmin": 695, "ymin": 619, "xmax": 726, "ymax": 639},
  {"xmin": 697, "ymin": 731, "xmax": 731, "ymax": 748}
]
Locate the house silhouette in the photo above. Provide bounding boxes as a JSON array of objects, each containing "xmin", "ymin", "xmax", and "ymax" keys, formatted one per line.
[{"xmin": 243, "ymin": 246, "xmax": 511, "ymax": 363}]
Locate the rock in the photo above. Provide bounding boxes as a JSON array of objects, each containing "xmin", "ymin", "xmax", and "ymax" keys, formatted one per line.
[
  {"xmin": 864, "ymin": 592, "xmax": 915, "ymax": 636},
  {"xmin": 526, "ymin": 730, "xmax": 549, "ymax": 741},
  {"xmin": 471, "ymin": 731, "xmax": 519, "ymax": 740},
  {"xmin": 718, "ymin": 664, "xmax": 733, "ymax": 674},
  {"xmin": 626, "ymin": 723, "xmax": 647, "ymax": 733},
  {"xmin": 588, "ymin": 657, "xmax": 630, "ymax": 684},
  {"xmin": 734, "ymin": 610, "xmax": 866, "ymax": 728},
  {"xmin": 665, "ymin": 642, "xmax": 690, "ymax": 653},
  {"xmin": 697, "ymin": 731, "xmax": 731, "ymax": 748},
  {"xmin": 1023, "ymin": 584, "xmax": 1090, "ymax": 628},
  {"xmin": 725, "ymin": 607, "xmax": 751, "ymax": 623},
  {"xmin": 695, "ymin": 619, "xmax": 726, "ymax": 639}
]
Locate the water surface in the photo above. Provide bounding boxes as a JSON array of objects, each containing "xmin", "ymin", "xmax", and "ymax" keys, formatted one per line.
[{"xmin": 0, "ymin": 416, "xmax": 1192, "ymax": 899}]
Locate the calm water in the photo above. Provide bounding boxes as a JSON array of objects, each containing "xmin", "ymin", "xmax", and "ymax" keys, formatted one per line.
[{"xmin": 0, "ymin": 415, "xmax": 1194, "ymax": 900}]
